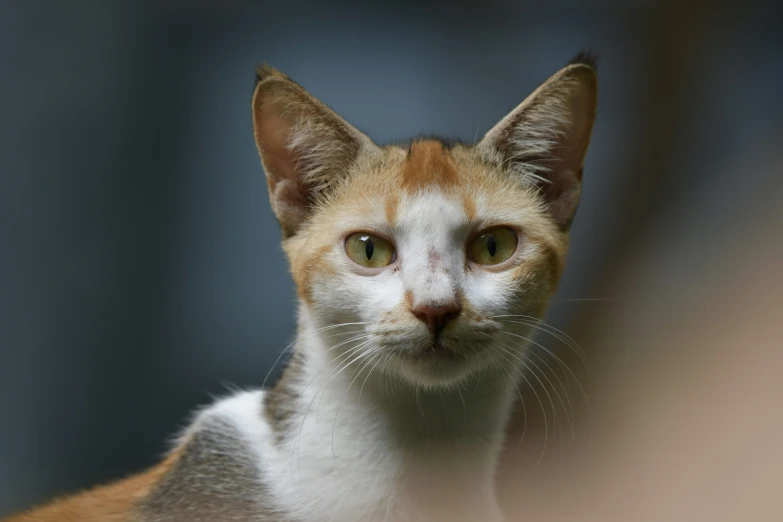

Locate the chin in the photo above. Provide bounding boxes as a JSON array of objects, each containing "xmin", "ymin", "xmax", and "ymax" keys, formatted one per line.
[{"xmin": 392, "ymin": 347, "xmax": 483, "ymax": 390}]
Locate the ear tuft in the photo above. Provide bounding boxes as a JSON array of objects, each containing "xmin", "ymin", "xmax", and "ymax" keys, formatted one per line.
[
  {"xmin": 255, "ymin": 63, "xmax": 291, "ymax": 84},
  {"xmin": 567, "ymin": 49, "xmax": 599, "ymax": 70}
]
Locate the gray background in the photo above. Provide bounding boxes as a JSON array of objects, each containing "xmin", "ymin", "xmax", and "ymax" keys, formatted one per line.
[{"xmin": 2, "ymin": 0, "xmax": 781, "ymax": 514}]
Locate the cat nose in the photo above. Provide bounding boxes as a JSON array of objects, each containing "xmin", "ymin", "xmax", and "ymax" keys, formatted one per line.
[{"xmin": 410, "ymin": 302, "xmax": 462, "ymax": 336}]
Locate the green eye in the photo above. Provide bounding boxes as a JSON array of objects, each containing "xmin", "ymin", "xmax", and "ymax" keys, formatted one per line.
[
  {"xmin": 468, "ymin": 227, "xmax": 518, "ymax": 265},
  {"xmin": 345, "ymin": 233, "xmax": 396, "ymax": 268}
]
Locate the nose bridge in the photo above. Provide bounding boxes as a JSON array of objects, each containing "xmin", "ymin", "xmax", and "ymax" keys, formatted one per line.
[
  {"xmin": 400, "ymin": 193, "xmax": 463, "ymax": 308},
  {"xmin": 405, "ymin": 246, "xmax": 462, "ymax": 335},
  {"xmin": 405, "ymin": 245, "xmax": 460, "ymax": 308},
  {"xmin": 417, "ymin": 268, "xmax": 456, "ymax": 306}
]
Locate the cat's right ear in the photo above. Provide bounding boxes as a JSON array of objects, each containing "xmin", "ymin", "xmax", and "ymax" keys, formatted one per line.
[
  {"xmin": 477, "ymin": 56, "xmax": 598, "ymax": 231},
  {"xmin": 252, "ymin": 65, "xmax": 378, "ymax": 238}
]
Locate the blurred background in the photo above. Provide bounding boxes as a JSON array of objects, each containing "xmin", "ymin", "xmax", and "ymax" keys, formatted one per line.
[{"xmin": 1, "ymin": 0, "xmax": 781, "ymax": 519}]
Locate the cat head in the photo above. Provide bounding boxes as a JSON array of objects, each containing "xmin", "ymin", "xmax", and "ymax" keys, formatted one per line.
[{"xmin": 252, "ymin": 56, "xmax": 597, "ymax": 389}]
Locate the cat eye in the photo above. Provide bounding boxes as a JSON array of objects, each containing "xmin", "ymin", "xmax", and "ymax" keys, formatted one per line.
[
  {"xmin": 468, "ymin": 227, "xmax": 518, "ymax": 266},
  {"xmin": 345, "ymin": 232, "xmax": 396, "ymax": 269}
]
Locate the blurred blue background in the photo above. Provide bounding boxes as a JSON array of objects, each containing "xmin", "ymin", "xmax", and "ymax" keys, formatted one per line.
[{"xmin": 1, "ymin": 0, "xmax": 781, "ymax": 515}]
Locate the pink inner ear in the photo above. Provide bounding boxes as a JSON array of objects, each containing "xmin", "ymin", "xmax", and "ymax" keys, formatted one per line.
[
  {"xmin": 560, "ymin": 90, "xmax": 593, "ymax": 173},
  {"xmin": 535, "ymin": 85, "xmax": 595, "ymax": 229},
  {"xmin": 542, "ymin": 168, "xmax": 582, "ymax": 229},
  {"xmin": 256, "ymin": 109, "xmax": 312, "ymax": 236},
  {"xmin": 252, "ymin": 71, "xmax": 372, "ymax": 237},
  {"xmin": 480, "ymin": 65, "xmax": 596, "ymax": 231},
  {"xmin": 257, "ymin": 110, "xmax": 297, "ymax": 189}
]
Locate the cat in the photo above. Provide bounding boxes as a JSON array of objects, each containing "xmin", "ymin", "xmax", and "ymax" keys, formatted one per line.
[{"xmin": 5, "ymin": 52, "xmax": 597, "ymax": 522}]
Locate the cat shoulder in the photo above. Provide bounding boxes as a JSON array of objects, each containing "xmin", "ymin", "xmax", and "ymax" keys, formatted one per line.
[
  {"xmin": 135, "ymin": 389, "xmax": 275, "ymax": 518},
  {"xmin": 179, "ymin": 388, "xmax": 270, "ymax": 453},
  {"xmin": 4, "ymin": 390, "xmax": 277, "ymax": 522}
]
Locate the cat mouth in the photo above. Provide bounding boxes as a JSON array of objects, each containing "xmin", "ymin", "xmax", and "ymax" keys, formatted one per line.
[
  {"xmin": 405, "ymin": 339, "xmax": 463, "ymax": 361},
  {"xmin": 388, "ymin": 336, "xmax": 489, "ymax": 385}
]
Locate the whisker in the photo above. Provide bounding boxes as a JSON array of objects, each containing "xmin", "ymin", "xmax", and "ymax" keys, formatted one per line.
[
  {"xmin": 290, "ymin": 337, "xmax": 374, "ymax": 484},
  {"xmin": 331, "ymin": 349, "xmax": 385, "ymax": 465},
  {"xmin": 497, "ymin": 335, "xmax": 576, "ymax": 443},
  {"xmin": 492, "ymin": 315, "xmax": 589, "ymax": 369},
  {"xmin": 358, "ymin": 351, "xmax": 386, "ymax": 406},
  {"xmin": 500, "ymin": 330, "xmax": 592, "ymax": 431},
  {"xmin": 262, "ymin": 341, "xmax": 295, "ymax": 390},
  {"xmin": 502, "ymin": 344, "xmax": 573, "ymax": 445},
  {"xmin": 262, "ymin": 321, "xmax": 370, "ymax": 389},
  {"xmin": 554, "ymin": 298, "xmax": 614, "ymax": 302},
  {"xmin": 415, "ymin": 385, "xmax": 425, "ymax": 419},
  {"xmin": 293, "ymin": 334, "xmax": 374, "ymax": 414},
  {"xmin": 294, "ymin": 341, "xmax": 378, "ymax": 483},
  {"xmin": 457, "ymin": 385, "xmax": 468, "ymax": 425},
  {"xmin": 474, "ymin": 333, "xmax": 554, "ymax": 460},
  {"xmin": 495, "ymin": 348, "xmax": 553, "ymax": 469},
  {"xmin": 498, "ymin": 342, "xmax": 566, "ymax": 453},
  {"xmin": 381, "ymin": 353, "xmax": 395, "ymax": 400},
  {"xmin": 525, "ymin": 348, "xmax": 577, "ymax": 439},
  {"xmin": 312, "ymin": 338, "xmax": 376, "ymax": 426},
  {"xmin": 490, "ymin": 348, "xmax": 545, "ymax": 467}
]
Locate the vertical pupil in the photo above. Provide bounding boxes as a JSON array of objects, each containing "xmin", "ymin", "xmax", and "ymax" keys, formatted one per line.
[
  {"xmin": 487, "ymin": 235, "xmax": 497, "ymax": 257},
  {"xmin": 365, "ymin": 238, "xmax": 374, "ymax": 259}
]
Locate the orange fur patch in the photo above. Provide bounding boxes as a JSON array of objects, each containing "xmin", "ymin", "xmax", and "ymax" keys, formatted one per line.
[
  {"xmin": 5, "ymin": 448, "xmax": 184, "ymax": 522},
  {"xmin": 461, "ymin": 191, "xmax": 477, "ymax": 221},
  {"xmin": 404, "ymin": 289, "xmax": 414, "ymax": 308},
  {"xmin": 384, "ymin": 194, "xmax": 399, "ymax": 225},
  {"xmin": 400, "ymin": 141, "xmax": 458, "ymax": 192},
  {"xmin": 290, "ymin": 242, "xmax": 335, "ymax": 304}
]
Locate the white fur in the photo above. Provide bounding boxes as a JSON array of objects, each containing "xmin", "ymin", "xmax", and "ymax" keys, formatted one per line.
[
  {"xmin": 182, "ymin": 188, "xmax": 557, "ymax": 521},
  {"xmin": 259, "ymin": 309, "xmax": 513, "ymax": 522},
  {"xmin": 197, "ymin": 333, "xmax": 512, "ymax": 522}
]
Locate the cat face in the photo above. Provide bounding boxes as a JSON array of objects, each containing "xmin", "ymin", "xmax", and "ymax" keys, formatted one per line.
[{"xmin": 252, "ymin": 60, "xmax": 597, "ymax": 388}]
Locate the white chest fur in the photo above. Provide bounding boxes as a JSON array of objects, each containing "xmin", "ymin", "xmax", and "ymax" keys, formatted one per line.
[{"xmin": 199, "ymin": 346, "xmax": 515, "ymax": 522}]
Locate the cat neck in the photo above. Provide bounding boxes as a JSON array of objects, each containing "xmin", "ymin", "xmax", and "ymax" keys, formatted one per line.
[
  {"xmin": 259, "ymin": 311, "xmax": 515, "ymax": 521},
  {"xmin": 287, "ymin": 311, "xmax": 517, "ymax": 441}
]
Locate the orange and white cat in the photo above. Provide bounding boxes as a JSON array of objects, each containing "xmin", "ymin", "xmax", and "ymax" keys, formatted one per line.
[{"xmin": 6, "ymin": 53, "xmax": 597, "ymax": 521}]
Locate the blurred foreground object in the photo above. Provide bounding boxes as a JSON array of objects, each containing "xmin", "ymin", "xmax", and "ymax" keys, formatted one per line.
[{"xmin": 498, "ymin": 154, "xmax": 783, "ymax": 521}]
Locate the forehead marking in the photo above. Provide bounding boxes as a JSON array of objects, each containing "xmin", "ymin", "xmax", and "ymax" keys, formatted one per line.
[
  {"xmin": 461, "ymin": 191, "xmax": 477, "ymax": 221},
  {"xmin": 385, "ymin": 193, "xmax": 399, "ymax": 225},
  {"xmin": 400, "ymin": 140, "xmax": 458, "ymax": 193}
]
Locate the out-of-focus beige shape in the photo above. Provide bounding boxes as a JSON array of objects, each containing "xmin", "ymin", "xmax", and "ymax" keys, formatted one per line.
[{"xmin": 497, "ymin": 155, "xmax": 783, "ymax": 521}]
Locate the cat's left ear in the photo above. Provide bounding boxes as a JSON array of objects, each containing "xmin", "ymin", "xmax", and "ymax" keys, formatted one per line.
[
  {"xmin": 252, "ymin": 65, "xmax": 380, "ymax": 237},
  {"xmin": 478, "ymin": 56, "xmax": 598, "ymax": 231}
]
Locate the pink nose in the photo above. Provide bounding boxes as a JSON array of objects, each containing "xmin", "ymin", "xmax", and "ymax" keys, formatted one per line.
[{"xmin": 410, "ymin": 302, "xmax": 462, "ymax": 335}]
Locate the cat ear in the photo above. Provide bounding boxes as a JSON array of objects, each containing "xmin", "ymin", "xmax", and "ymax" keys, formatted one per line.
[
  {"xmin": 478, "ymin": 55, "xmax": 598, "ymax": 230},
  {"xmin": 252, "ymin": 65, "xmax": 379, "ymax": 237}
]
